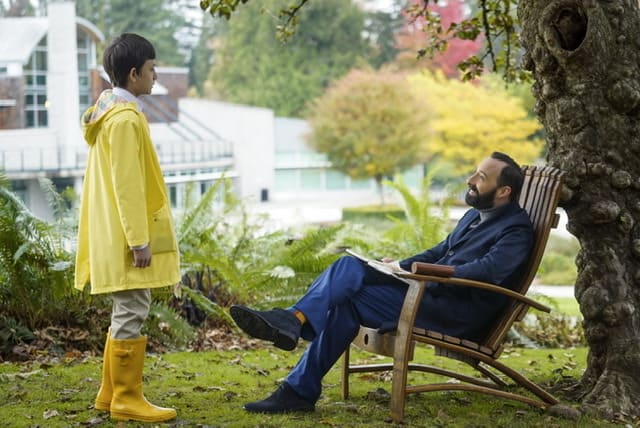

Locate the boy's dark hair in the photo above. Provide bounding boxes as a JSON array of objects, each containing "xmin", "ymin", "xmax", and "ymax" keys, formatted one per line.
[
  {"xmin": 491, "ymin": 151, "xmax": 524, "ymax": 202},
  {"xmin": 103, "ymin": 33, "xmax": 156, "ymax": 88}
]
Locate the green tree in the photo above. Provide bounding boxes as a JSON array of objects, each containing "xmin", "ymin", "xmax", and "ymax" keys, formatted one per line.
[
  {"xmin": 362, "ymin": 0, "xmax": 406, "ymax": 69},
  {"xmin": 188, "ymin": 14, "xmax": 224, "ymax": 95},
  {"xmin": 307, "ymin": 69, "xmax": 431, "ymax": 203},
  {"xmin": 208, "ymin": 0, "xmax": 369, "ymax": 117},
  {"xmin": 75, "ymin": 0, "xmax": 189, "ymax": 66},
  {"xmin": 0, "ymin": 0, "xmax": 34, "ymax": 16}
]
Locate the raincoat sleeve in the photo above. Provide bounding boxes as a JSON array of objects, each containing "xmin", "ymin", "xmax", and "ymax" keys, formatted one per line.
[{"xmin": 109, "ymin": 116, "xmax": 149, "ymax": 247}]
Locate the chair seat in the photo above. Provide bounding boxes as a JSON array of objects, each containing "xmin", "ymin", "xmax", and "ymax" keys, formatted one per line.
[
  {"xmin": 352, "ymin": 326, "xmax": 414, "ymax": 360},
  {"xmin": 413, "ymin": 328, "xmax": 498, "ymax": 359}
]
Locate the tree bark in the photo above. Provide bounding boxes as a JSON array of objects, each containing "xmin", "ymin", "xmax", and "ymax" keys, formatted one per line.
[{"xmin": 519, "ymin": 0, "xmax": 640, "ymax": 418}]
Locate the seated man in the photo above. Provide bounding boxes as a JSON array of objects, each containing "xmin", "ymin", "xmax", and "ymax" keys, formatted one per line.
[{"xmin": 230, "ymin": 151, "xmax": 533, "ymax": 413}]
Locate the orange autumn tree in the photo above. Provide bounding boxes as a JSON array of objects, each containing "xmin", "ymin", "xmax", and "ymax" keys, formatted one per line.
[{"xmin": 307, "ymin": 69, "xmax": 431, "ymax": 204}]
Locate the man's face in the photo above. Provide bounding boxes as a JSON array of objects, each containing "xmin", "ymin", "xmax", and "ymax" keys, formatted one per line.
[
  {"xmin": 129, "ymin": 59, "xmax": 156, "ymax": 97},
  {"xmin": 464, "ymin": 157, "xmax": 506, "ymax": 209}
]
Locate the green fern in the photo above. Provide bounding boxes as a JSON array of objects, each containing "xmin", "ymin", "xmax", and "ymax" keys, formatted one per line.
[
  {"xmin": 0, "ymin": 316, "xmax": 36, "ymax": 354},
  {"xmin": 381, "ymin": 171, "xmax": 451, "ymax": 257},
  {"xmin": 174, "ymin": 176, "xmax": 347, "ymax": 315},
  {"xmin": 180, "ymin": 287, "xmax": 236, "ymax": 327},
  {"xmin": 145, "ymin": 302, "xmax": 195, "ymax": 349},
  {"xmin": 176, "ymin": 178, "xmax": 228, "ymax": 242},
  {"xmin": 0, "ymin": 174, "xmax": 84, "ymax": 334}
]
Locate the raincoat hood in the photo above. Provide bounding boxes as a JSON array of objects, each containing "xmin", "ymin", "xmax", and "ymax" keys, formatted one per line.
[{"xmin": 82, "ymin": 90, "xmax": 140, "ymax": 147}]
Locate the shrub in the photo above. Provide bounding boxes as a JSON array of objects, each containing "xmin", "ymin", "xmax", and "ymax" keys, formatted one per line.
[
  {"xmin": 172, "ymin": 179, "xmax": 346, "ymax": 323},
  {"xmin": 513, "ymin": 312, "xmax": 585, "ymax": 348},
  {"xmin": 0, "ymin": 175, "xmax": 115, "ymax": 358},
  {"xmin": 0, "ymin": 175, "xmax": 85, "ymax": 330},
  {"xmin": 536, "ymin": 235, "xmax": 579, "ymax": 285},
  {"xmin": 342, "ymin": 205, "xmax": 405, "ymax": 222},
  {"xmin": 339, "ymin": 172, "xmax": 453, "ymax": 261}
]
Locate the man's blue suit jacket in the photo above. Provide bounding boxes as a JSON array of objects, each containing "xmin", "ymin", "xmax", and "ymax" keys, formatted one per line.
[{"xmin": 397, "ymin": 201, "xmax": 533, "ymax": 341}]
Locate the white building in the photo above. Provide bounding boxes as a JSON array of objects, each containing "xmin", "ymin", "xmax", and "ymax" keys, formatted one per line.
[{"xmin": 0, "ymin": 1, "xmax": 421, "ymax": 224}]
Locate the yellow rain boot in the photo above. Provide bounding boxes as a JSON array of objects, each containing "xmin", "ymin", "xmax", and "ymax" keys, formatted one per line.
[
  {"xmin": 94, "ymin": 328, "xmax": 112, "ymax": 411},
  {"xmin": 109, "ymin": 336, "xmax": 176, "ymax": 422}
]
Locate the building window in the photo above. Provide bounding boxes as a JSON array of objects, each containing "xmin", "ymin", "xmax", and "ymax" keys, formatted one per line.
[
  {"xmin": 11, "ymin": 180, "xmax": 28, "ymax": 204},
  {"xmin": 326, "ymin": 170, "xmax": 347, "ymax": 190},
  {"xmin": 23, "ymin": 36, "xmax": 48, "ymax": 128},
  {"xmin": 200, "ymin": 181, "xmax": 211, "ymax": 196},
  {"xmin": 350, "ymin": 178, "xmax": 372, "ymax": 190},
  {"xmin": 169, "ymin": 185, "xmax": 177, "ymax": 208},
  {"xmin": 401, "ymin": 165, "xmax": 423, "ymax": 187},
  {"xmin": 300, "ymin": 169, "xmax": 322, "ymax": 190},
  {"xmin": 275, "ymin": 169, "xmax": 297, "ymax": 191},
  {"xmin": 77, "ymin": 31, "xmax": 93, "ymax": 115}
]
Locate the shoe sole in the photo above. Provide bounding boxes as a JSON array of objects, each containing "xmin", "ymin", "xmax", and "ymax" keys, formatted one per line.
[
  {"xmin": 244, "ymin": 404, "xmax": 315, "ymax": 413},
  {"xmin": 94, "ymin": 400, "xmax": 110, "ymax": 411},
  {"xmin": 230, "ymin": 306, "xmax": 297, "ymax": 351},
  {"xmin": 110, "ymin": 410, "xmax": 177, "ymax": 422}
]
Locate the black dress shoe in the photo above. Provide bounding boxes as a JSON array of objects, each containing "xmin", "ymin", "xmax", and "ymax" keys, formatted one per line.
[
  {"xmin": 244, "ymin": 382, "xmax": 315, "ymax": 413},
  {"xmin": 230, "ymin": 305, "xmax": 301, "ymax": 351}
]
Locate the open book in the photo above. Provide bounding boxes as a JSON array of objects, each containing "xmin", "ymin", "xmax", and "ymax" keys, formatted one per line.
[{"xmin": 344, "ymin": 248, "xmax": 410, "ymax": 282}]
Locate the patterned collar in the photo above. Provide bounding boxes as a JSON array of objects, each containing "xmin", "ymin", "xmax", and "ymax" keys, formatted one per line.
[{"xmin": 112, "ymin": 87, "xmax": 144, "ymax": 112}]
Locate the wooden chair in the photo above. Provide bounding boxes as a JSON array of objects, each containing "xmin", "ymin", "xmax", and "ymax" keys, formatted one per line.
[{"xmin": 341, "ymin": 165, "xmax": 565, "ymax": 422}]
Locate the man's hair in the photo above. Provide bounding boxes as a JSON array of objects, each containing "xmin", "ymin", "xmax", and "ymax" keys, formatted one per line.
[
  {"xmin": 103, "ymin": 33, "xmax": 155, "ymax": 88},
  {"xmin": 491, "ymin": 151, "xmax": 524, "ymax": 202}
]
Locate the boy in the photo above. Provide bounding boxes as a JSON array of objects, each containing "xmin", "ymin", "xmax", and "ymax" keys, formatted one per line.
[{"xmin": 74, "ymin": 33, "xmax": 180, "ymax": 423}]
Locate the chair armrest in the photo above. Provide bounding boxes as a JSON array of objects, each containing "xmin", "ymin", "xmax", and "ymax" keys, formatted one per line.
[{"xmin": 396, "ymin": 272, "xmax": 551, "ymax": 313}]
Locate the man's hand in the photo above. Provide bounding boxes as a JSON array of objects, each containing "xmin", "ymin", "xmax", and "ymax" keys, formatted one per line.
[
  {"xmin": 380, "ymin": 257, "xmax": 394, "ymax": 263},
  {"xmin": 132, "ymin": 246, "xmax": 152, "ymax": 268}
]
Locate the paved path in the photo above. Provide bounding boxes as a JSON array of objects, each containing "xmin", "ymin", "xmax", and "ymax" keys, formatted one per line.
[{"xmin": 529, "ymin": 284, "xmax": 574, "ymax": 298}]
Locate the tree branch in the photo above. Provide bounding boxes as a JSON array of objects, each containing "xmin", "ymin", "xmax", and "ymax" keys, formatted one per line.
[{"xmin": 481, "ymin": 0, "xmax": 497, "ymax": 72}]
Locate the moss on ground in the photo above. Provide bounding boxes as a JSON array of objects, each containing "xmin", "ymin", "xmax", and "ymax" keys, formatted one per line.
[{"xmin": 0, "ymin": 345, "xmax": 621, "ymax": 428}]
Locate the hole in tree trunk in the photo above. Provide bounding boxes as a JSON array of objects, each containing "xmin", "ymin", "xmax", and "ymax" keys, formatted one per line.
[{"xmin": 553, "ymin": 7, "xmax": 587, "ymax": 51}]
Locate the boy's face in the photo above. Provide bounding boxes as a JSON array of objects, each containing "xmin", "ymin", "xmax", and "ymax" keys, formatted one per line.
[{"xmin": 127, "ymin": 59, "xmax": 157, "ymax": 97}]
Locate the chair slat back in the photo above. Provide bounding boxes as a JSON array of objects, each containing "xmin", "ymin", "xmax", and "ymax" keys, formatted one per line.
[{"xmin": 482, "ymin": 165, "xmax": 564, "ymax": 353}]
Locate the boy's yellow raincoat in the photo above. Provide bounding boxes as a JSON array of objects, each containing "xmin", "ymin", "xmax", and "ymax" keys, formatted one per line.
[{"xmin": 74, "ymin": 91, "xmax": 180, "ymax": 294}]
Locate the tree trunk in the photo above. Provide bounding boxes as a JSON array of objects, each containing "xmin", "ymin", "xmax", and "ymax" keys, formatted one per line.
[
  {"xmin": 375, "ymin": 174, "xmax": 386, "ymax": 206},
  {"xmin": 518, "ymin": 0, "xmax": 640, "ymax": 418}
]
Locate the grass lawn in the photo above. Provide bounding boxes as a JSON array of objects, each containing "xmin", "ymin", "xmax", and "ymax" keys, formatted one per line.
[
  {"xmin": 0, "ymin": 343, "xmax": 618, "ymax": 428},
  {"xmin": 0, "ymin": 289, "xmax": 594, "ymax": 427},
  {"xmin": 550, "ymin": 297, "xmax": 582, "ymax": 318}
]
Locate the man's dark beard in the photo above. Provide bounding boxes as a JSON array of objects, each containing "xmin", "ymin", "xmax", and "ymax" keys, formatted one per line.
[{"xmin": 465, "ymin": 186, "xmax": 497, "ymax": 210}]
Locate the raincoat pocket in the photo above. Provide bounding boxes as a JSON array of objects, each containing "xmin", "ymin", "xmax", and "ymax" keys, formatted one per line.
[{"xmin": 149, "ymin": 205, "xmax": 176, "ymax": 254}]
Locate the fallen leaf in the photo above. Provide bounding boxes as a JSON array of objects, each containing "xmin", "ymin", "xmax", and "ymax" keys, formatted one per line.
[
  {"xmin": 80, "ymin": 416, "xmax": 105, "ymax": 426},
  {"xmin": 43, "ymin": 409, "xmax": 60, "ymax": 419},
  {"xmin": 365, "ymin": 387, "xmax": 390, "ymax": 403},
  {"xmin": 223, "ymin": 391, "xmax": 237, "ymax": 401}
]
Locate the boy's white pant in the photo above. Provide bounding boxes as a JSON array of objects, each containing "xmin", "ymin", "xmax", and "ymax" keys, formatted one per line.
[{"xmin": 111, "ymin": 289, "xmax": 151, "ymax": 339}]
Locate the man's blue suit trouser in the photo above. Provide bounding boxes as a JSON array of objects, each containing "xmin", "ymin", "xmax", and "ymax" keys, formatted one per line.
[{"xmin": 285, "ymin": 256, "xmax": 409, "ymax": 403}]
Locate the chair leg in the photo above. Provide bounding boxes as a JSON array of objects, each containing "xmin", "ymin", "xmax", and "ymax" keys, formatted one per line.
[
  {"xmin": 482, "ymin": 357, "xmax": 558, "ymax": 405},
  {"xmin": 390, "ymin": 354, "xmax": 409, "ymax": 423},
  {"xmin": 341, "ymin": 347, "xmax": 350, "ymax": 399}
]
